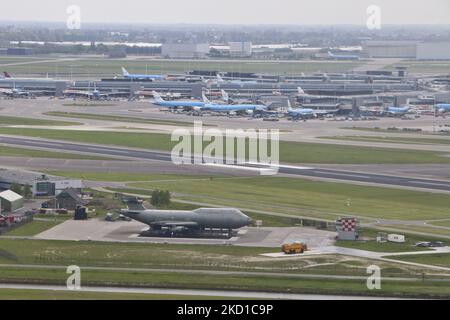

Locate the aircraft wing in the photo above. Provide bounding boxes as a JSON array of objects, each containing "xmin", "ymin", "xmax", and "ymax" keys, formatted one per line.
[
  {"xmin": 314, "ymin": 109, "xmax": 339, "ymax": 115},
  {"xmin": 151, "ymin": 221, "xmax": 199, "ymax": 228}
]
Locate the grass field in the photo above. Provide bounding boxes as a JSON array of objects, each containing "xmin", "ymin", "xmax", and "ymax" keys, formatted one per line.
[
  {"xmin": 0, "ymin": 238, "xmax": 369, "ymax": 275},
  {"xmin": 386, "ymin": 61, "xmax": 450, "ymax": 74},
  {"xmin": 0, "ymin": 288, "xmax": 230, "ymax": 300},
  {"xmin": 427, "ymin": 220, "xmax": 450, "ymax": 228},
  {"xmin": 0, "ymin": 116, "xmax": 79, "ymax": 126},
  {"xmin": 0, "ymin": 145, "xmax": 110, "ymax": 160},
  {"xmin": 322, "ymin": 136, "xmax": 450, "ymax": 146},
  {"xmin": 0, "ymin": 265, "xmax": 448, "ymax": 298},
  {"xmin": 2, "ymin": 57, "xmax": 362, "ymax": 77},
  {"xmin": 5, "ymin": 220, "xmax": 63, "ymax": 237},
  {"xmin": 48, "ymin": 171, "xmax": 450, "ymax": 221},
  {"xmin": 0, "ymin": 127, "xmax": 449, "ymax": 164},
  {"xmin": 335, "ymin": 229, "xmax": 441, "ymax": 253},
  {"xmin": 388, "ymin": 253, "xmax": 450, "ymax": 268},
  {"xmin": 44, "ymin": 111, "xmax": 199, "ymax": 126}
]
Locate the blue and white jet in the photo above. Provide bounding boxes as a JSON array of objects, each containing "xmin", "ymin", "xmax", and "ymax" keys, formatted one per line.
[
  {"xmin": 435, "ymin": 103, "xmax": 450, "ymax": 115},
  {"xmin": 201, "ymin": 94, "xmax": 267, "ymax": 115},
  {"xmin": 122, "ymin": 67, "xmax": 165, "ymax": 81},
  {"xmin": 384, "ymin": 106, "xmax": 411, "ymax": 116}
]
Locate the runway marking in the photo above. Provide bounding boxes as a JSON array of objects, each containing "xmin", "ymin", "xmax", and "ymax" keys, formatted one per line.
[
  {"xmin": 85, "ymin": 147, "xmax": 129, "ymax": 154},
  {"xmin": 408, "ymin": 180, "xmax": 450, "ymax": 187},
  {"xmin": 311, "ymin": 171, "xmax": 373, "ymax": 179},
  {"xmin": 278, "ymin": 164, "xmax": 314, "ymax": 170},
  {"xmin": 10, "ymin": 141, "xmax": 64, "ymax": 148}
]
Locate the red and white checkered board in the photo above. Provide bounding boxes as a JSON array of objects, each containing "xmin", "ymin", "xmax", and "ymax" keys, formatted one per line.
[{"xmin": 341, "ymin": 218, "xmax": 357, "ymax": 232}]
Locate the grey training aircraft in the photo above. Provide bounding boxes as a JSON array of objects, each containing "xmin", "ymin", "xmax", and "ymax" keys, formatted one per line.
[{"xmin": 121, "ymin": 207, "xmax": 252, "ymax": 235}]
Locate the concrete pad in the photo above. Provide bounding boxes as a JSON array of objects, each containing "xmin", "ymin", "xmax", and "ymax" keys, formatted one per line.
[{"xmin": 35, "ymin": 219, "xmax": 337, "ymax": 248}]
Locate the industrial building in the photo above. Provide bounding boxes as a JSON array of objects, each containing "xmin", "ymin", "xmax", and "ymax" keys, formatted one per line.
[
  {"xmin": 362, "ymin": 41, "xmax": 418, "ymax": 58},
  {"xmin": 417, "ymin": 42, "xmax": 450, "ymax": 60},
  {"xmin": 161, "ymin": 43, "xmax": 210, "ymax": 59},
  {"xmin": 6, "ymin": 47, "xmax": 35, "ymax": 56},
  {"xmin": 363, "ymin": 40, "xmax": 450, "ymax": 60},
  {"xmin": 229, "ymin": 42, "xmax": 252, "ymax": 58},
  {"xmin": 0, "ymin": 190, "xmax": 24, "ymax": 213},
  {"xmin": 0, "ymin": 169, "xmax": 83, "ymax": 197}
]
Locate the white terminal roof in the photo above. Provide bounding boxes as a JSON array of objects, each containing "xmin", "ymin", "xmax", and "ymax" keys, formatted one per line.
[{"xmin": 0, "ymin": 190, "xmax": 23, "ymax": 202}]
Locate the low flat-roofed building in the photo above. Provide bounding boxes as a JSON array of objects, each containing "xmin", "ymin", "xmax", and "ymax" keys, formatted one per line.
[
  {"xmin": 161, "ymin": 43, "xmax": 210, "ymax": 59},
  {"xmin": 362, "ymin": 41, "xmax": 419, "ymax": 58},
  {"xmin": 0, "ymin": 169, "xmax": 83, "ymax": 197}
]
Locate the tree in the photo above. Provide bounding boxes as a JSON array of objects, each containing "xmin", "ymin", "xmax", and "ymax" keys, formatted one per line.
[
  {"xmin": 150, "ymin": 189, "xmax": 161, "ymax": 207},
  {"xmin": 10, "ymin": 183, "xmax": 22, "ymax": 195},
  {"xmin": 160, "ymin": 190, "xmax": 171, "ymax": 207},
  {"xmin": 23, "ymin": 184, "xmax": 32, "ymax": 199},
  {"xmin": 150, "ymin": 190, "xmax": 171, "ymax": 207}
]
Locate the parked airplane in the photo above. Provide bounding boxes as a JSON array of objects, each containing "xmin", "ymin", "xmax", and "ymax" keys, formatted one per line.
[
  {"xmin": 297, "ymin": 87, "xmax": 334, "ymax": 99},
  {"xmin": 384, "ymin": 106, "xmax": 411, "ymax": 116},
  {"xmin": 122, "ymin": 67, "xmax": 165, "ymax": 81},
  {"xmin": 201, "ymin": 94, "xmax": 267, "ymax": 114},
  {"xmin": 152, "ymin": 91, "xmax": 206, "ymax": 109},
  {"xmin": 121, "ymin": 207, "xmax": 252, "ymax": 236},
  {"xmin": 435, "ymin": 103, "xmax": 450, "ymax": 114},
  {"xmin": 0, "ymin": 83, "xmax": 32, "ymax": 97},
  {"xmin": 2, "ymin": 71, "xmax": 52, "ymax": 80},
  {"xmin": 287, "ymin": 100, "xmax": 335, "ymax": 119},
  {"xmin": 215, "ymin": 74, "xmax": 258, "ymax": 85},
  {"xmin": 64, "ymin": 83, "xmax": 126, "ymax": 100},
  {"xmin": 327, "ymin": 51, "xmax": 360, "ymax": 61}
]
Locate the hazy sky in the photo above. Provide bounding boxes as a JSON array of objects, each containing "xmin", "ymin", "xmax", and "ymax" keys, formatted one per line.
[{"xmin": 1, "ymin": 0, "xmax": 449, "ymax": 25}]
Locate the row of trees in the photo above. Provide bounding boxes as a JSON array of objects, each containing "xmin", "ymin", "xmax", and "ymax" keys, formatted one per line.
[{"xmin": 9, "ymin": 183, "xmax": 32, "ymax": 199}]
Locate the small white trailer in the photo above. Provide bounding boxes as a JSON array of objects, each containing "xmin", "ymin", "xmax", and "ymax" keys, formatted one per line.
[{"xmin": 388, "ymin": 234, "xmax": 406, "ymax": 243}]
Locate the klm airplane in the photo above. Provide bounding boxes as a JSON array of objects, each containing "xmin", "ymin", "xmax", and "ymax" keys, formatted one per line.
[
  {"xmin": 385, "ymin": 106, "xmax": 411, "ymax": 116},
  {"xmin": 435, "ymin": 103, "xmax": 450, "ymax": 114},
  {"xmin": 152, "ymin": 91, "xmax": 206, "ymax": 109},
  {"xmin": 201, "ymin": 95, "xmax": 267, "ymax": 114},
  {"xmin": 287, "ymin": 106, "xmax": 316, "ymax": 119},
  {"xmin": 327, "ymin": 51, "xmax": 360, "ymax": 61},
  {"xmin": 122, "ymin": 67, "xmax": 165, "ymax": 81}
]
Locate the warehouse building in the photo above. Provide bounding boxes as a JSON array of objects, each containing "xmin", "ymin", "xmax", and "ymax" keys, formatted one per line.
[
  {"xmin": 229, "ymin": 42, "xmax": 252, "ymax": 58},
  {"xmin": 362, "ymin": 41, "xmax": 419, "ymax": 58},
  {"xmin": 161, "ymin": 43, "xmax": 210, "ymax": 59},
  {"xmin": 6, "ymin": 47, "xmax": 35, "ymax": 56},
  {"xmin": 417, "ymin": 42, "xmax": 450, "ymax": 60},
  {"xmin": 0, "ymin": 169, "xmax": 83, "ymax": 197},
  {"xmin": 0, "ymin": 190, "xmax": 24, "ymax": 213},
  {"xmin": 363, "ymin": 40, "xmax": 450, "ymax": 60}
]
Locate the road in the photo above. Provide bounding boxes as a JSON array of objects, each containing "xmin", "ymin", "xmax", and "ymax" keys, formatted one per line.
[
  {"xmin": 0, "ymin": 283, "xmax": 407, "ymax": 300},
  {"xmin": 1, "ymin": 135, "xmax": 450, "ymax": 192}
]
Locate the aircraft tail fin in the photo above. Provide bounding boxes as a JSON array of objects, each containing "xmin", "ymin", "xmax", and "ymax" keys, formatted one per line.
[
  {"xmin": 121, "ymin": 67, "xmax": 130, "ymax": 77},
  {"xmin": 121, "ymin": 196, "xmax": 146, "ymax": 211},
  {"xmin": 152, "ymin": 91, "xmax": 164, "ymax": 103},
  {"xmin": 297, "ymin": 87, "xmax": 305, "ymax": 95},
  {"xmin": 216, "ymin": 74, "xmax": 224, "ymax": 83},
  {"xmin": 202, "ymin": 93, "xmax": 210, "ymax": 104},
  {"xmin": 3, "ymin": 71, "xmax": 11, "ymax": 78},
  {"xmin": 221, "ymin": 90, "xmax": 229, "ymax": 102}
]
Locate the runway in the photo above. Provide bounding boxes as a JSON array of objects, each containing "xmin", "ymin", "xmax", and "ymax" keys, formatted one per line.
[{"xmin": 1, "ymin": 135, "xmax": 450, "ymax": 192}]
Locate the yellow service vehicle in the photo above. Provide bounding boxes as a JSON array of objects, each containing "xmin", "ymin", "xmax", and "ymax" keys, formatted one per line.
[{"xmin": 281, "ymin": 242, "xmax": 308, "ymax": 254}]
